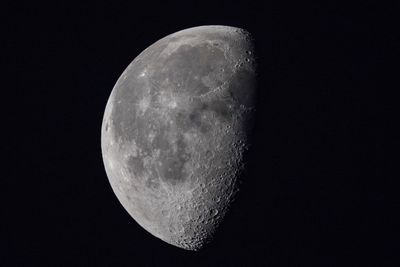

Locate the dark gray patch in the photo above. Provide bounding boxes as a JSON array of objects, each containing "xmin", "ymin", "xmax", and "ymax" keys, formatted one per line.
[
  {"xmin": 188, "ymin": 110, "xmax": 210, "ymax": 133},
  {"xmin": 226, "ymin": 69, "xmax": 257, "ymax": 108},
  {"xmin": 152, "ymin": 125, "xmax": 173, "ymax": 152},
  {"xmin": 127, "ymin": 151, "xmax": 161, "ymax": 190},
  {"xmin": 175, "ymin": 103, "xmax": 209, "ymax": 133},
  {"xmin": 189, "ymin": 111, "xmax": 203, "ymax": 128},
  {"xmin": 156, "ymin": 133, "xmax": 190, "ymax": 185},
  {"xmin": 126, "ymin": 155, "xmax": 145, "ymax": 178},
  {"xmin": 175, "ymin": 99, "xmax": 232, "ymax": 133},
  {"xmin": 206, "ymin": 100, "xmax": 231, "ymax": 121},
  {"xmin": 175, "ymin": 110, "xmax": 189, "ymax": 131}
]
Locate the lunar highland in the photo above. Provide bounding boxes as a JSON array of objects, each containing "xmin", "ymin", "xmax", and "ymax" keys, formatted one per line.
[{"xmin": 101, "ymin": 25, "xmax": 258, "ymax": 250}]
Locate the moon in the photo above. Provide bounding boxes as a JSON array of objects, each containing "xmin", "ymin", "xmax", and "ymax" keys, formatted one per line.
[{"xmin": 101, "ymin": 25, "xmax": 258, "ymax": 250}]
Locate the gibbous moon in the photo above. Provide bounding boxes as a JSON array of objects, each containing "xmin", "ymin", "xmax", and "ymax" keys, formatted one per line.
[{"xmin": 101, "ymin": 25, "xmax": 258, "ymax": 250}]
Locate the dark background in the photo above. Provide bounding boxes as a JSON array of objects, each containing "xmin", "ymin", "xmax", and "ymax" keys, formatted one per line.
[{"xmin": 4, "ymin": 0, "xmax": 399, "ymax": 266}]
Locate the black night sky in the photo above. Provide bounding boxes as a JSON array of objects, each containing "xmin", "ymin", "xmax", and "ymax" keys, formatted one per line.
[{"xmin": 5, "ymin": 1, "xmax": 398, "ymax": 266}]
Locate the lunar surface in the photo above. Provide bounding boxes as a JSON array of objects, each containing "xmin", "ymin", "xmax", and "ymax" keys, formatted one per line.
[{"xmin": 101, "ymin": 25, "xmax": 258, "ymax": 250}]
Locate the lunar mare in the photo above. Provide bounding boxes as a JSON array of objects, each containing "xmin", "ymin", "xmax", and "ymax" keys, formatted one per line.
[{"xmin": 101, "ymin": 25, "xmax": 258, "ymax": 250}]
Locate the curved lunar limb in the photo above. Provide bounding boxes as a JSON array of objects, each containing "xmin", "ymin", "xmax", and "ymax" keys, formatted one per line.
[{"xmin": 101, "ymin": 25, "xmax": 258, "ymax": 250}]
